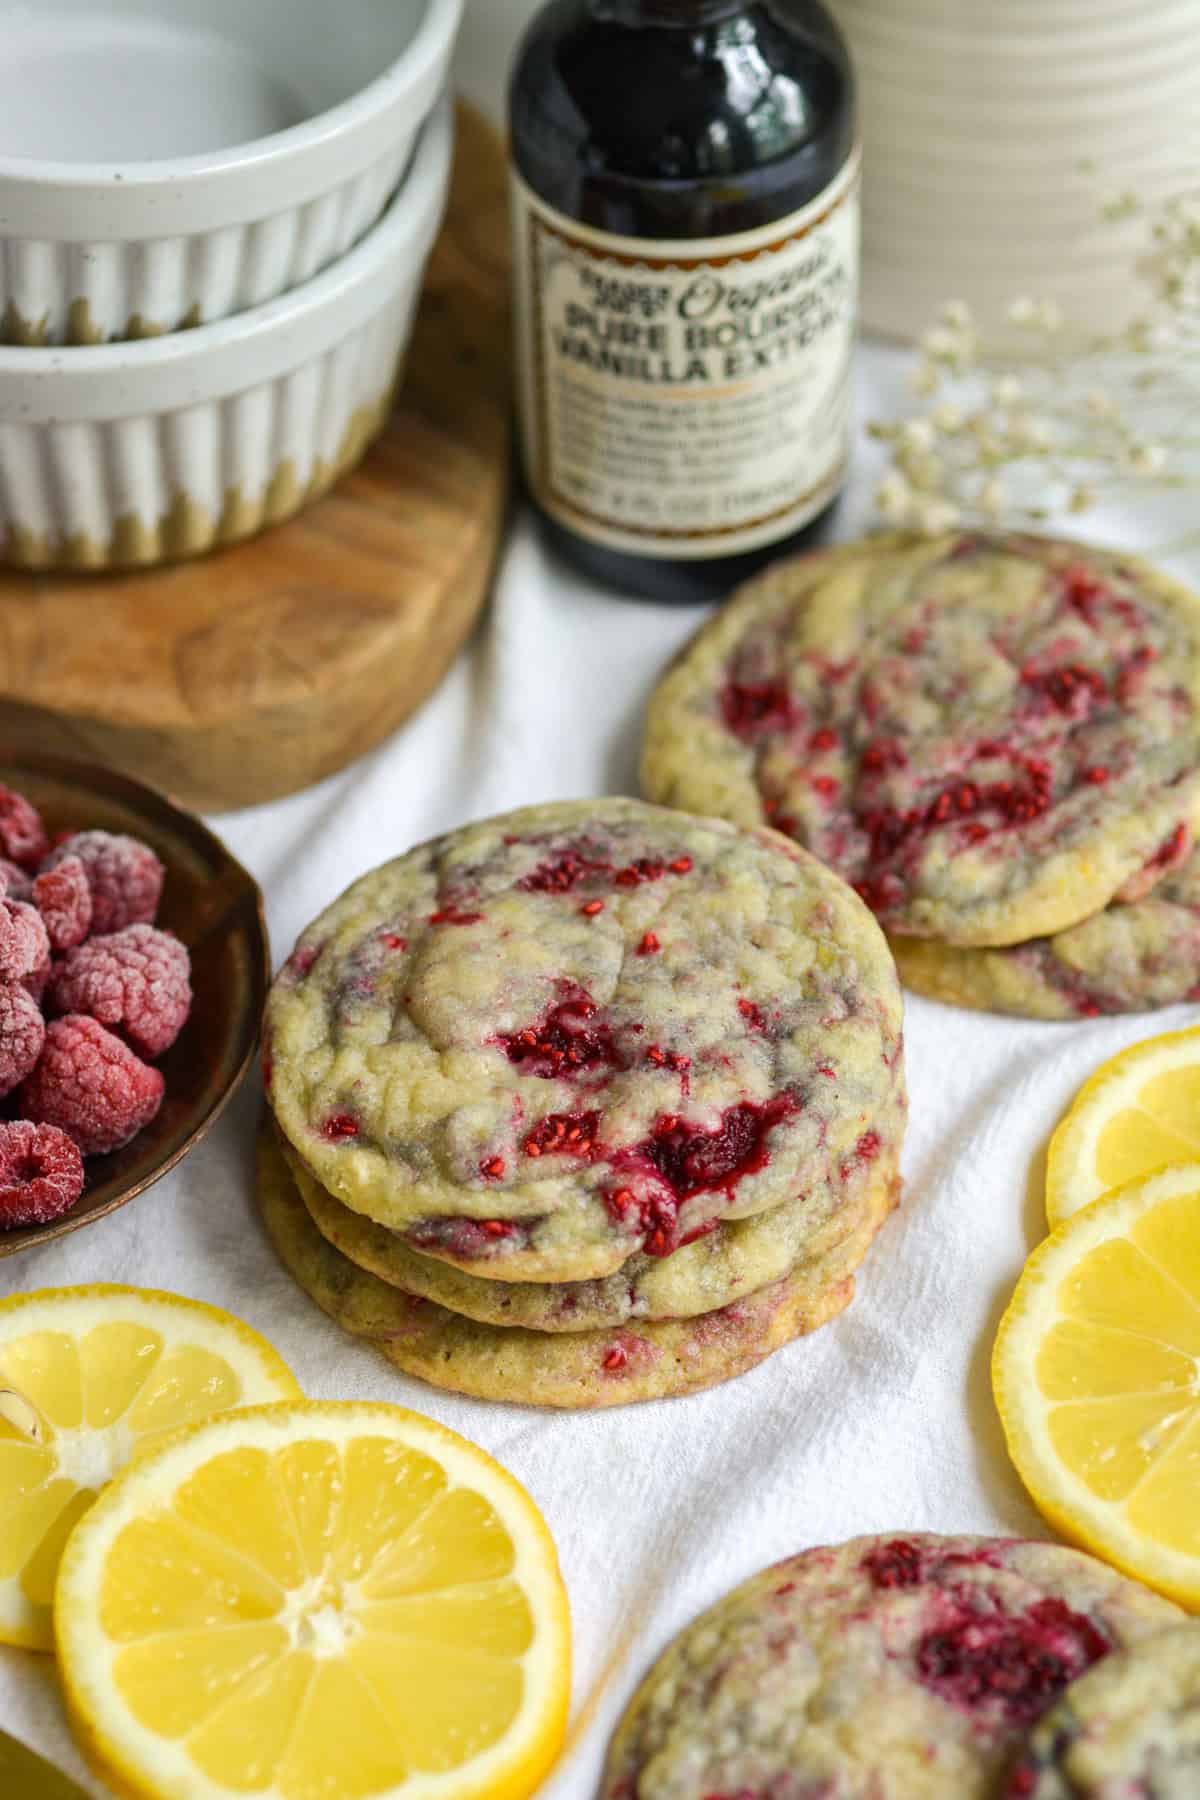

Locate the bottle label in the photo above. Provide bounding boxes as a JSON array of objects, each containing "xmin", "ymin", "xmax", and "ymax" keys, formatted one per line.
[{"xmin": 511, "ymin": 151, "xmax": 860, "ymax": 561}]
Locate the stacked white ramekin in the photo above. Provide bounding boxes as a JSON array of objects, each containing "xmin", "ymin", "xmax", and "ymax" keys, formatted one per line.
[{"xmin": 0, "ymin": 0, "xmax": 461, "ymax": 569}]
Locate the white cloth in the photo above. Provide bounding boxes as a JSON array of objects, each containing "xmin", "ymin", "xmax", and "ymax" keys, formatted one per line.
[{"xmin": 3, "ymin": 13, "xmax": 1196, "ymax": 1792}]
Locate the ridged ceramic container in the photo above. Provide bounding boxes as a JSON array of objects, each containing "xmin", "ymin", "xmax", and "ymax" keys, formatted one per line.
[
  {"xmin": 0, "ymin": 101, "xmax": 453, "ymax": 572},
  {"xmin": 828, "ymin": 0, "xmax": 1200, "ymax": 341},
  {"xmin": 0, "ymin": 0, "xmax": 462, "ymax": 345}
]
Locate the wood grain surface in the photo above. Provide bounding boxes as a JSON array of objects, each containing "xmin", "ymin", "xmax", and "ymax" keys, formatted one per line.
[{"xmin": 0, "ymin": 102, "xmax": 511, "ymax": 813}]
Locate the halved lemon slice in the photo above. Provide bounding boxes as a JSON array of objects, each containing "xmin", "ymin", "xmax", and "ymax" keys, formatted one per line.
[
  {"xmin": 56, "ymin": 1401, "xmax": 571, "ymax": 1800},
  {"xmin": 994, "ymin": 1163, "xmax": 1200, "ymax": 1608},
  {"xmin": 1046, "ymin": 1024, "xmax": 1200, "ymax": 1228},
  {"xmin": 0, "ymin": 1285, "xmax": 300, "ymax": 1650}
]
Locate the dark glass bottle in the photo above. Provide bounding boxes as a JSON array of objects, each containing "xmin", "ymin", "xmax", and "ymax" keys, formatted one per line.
[{"xmin": 509, "ymin": 0, "xmax": 857, "ymax": 604}]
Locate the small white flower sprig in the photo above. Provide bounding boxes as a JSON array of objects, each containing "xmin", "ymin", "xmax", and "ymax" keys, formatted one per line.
[{"xmin": 868, "ymin": 191, "xmax": 1200, "ymax": 537}]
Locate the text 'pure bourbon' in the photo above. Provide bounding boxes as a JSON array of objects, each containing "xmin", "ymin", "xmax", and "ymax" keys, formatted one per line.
[{"xmin": 510, "ymin": 0, "xmax": 858, "ymax": 603}]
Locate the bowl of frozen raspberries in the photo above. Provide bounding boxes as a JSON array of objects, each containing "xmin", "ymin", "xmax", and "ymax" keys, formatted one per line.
[{"xmin": 0, "ymin": 752, "xmax": 269, "ymax": 1254}]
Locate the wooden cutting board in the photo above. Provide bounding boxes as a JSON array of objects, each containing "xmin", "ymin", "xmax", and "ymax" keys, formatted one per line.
[{"xmin": 0, "ymin": 102, "xmax": 511, "ymax": 813}]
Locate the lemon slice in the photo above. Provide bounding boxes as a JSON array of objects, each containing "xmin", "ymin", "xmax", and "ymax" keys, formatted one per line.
[
  {"xmin": 55, "ymin": 1401, "xmax": 572, "ymax": 1800},
  {"xmin": 0, "ymin": 1285, "xmax": 300, "ymax": 1651},
  {"xmin": 1046, "ymin": 1024, "xmax": 1200, "ymax": 1228},
  {"xmin": 994, "ymin": 1163, "xmax": 1200, "ymax": 1608}
]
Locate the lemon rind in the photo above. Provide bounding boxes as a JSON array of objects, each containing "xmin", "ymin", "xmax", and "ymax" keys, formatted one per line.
[
  {"xmin": 54, "ymin": 1400, "xmax": 571, "ymax": 1800},
  {"xmin": 996, "ymin": 1163, "xmax": 1200, "ymax": 1608}
]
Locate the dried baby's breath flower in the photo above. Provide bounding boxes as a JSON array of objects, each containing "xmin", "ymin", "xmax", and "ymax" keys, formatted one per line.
[
  {"xmin": 900, "ymin": 450, "xmax": 946, "ymax": 494},
  {"xmin": 991, "ymin": 375, "xmax": 1024, "ymax": 408},
  {"xmin": 912, "ymin": 497, "xmax": 961, "ymax": 536},
  {"xmin": 978, "ymin": 477, "xmax": 1007, "ymax": 520},
  {"xmin": 1127, "ymin": 442, "xmax": 1167, "ymax": 477},
  {"xmin": 933, "ymin": 402, "xmax": 965, "ymax": 433},
  {"xmin": 899, "ymin": 417, "xmax": 937, "ymax": 453},
  {"xmin": 874, "ymin": 472, "xmax": 913, "ymax": 524},
  {"xmin": 908, "ymin": 360, "xmax": 940, "ymax": 397},
  {"xmin": 869, "ymin": 178, "xmax": 1200, "ymax": 538}
]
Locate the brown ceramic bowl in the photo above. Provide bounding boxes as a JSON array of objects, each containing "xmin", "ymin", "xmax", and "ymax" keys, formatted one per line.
[{"xmin": 0, "ymin": 751, "xmax": 268, "ymax": 1258}]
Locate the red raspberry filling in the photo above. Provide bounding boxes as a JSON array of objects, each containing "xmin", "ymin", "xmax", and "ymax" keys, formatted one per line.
[
  {"xmin": 321, "ymin": 1114, "xmax": 360, "ymax": 1142},
  {"xmin": 862, "ymin": 1538, "xmax": 1006, "ymax": 1591},
  {"xmin": 1021, "ymin": 663, "xmax": 1107, "ymax": 715},
  {"xmin": 606, "ymin": 1095, "xmax": 799, "ymax": 1256},
  {"xmin": 0, "ymin": 1121, "xmax": 84, "ymax": 1228},
  {"xmin": 405, "ymin": 1214, "xmax": 533, "ymax": 1260},
  {"xmin": 517, "ymin": 844, "xmax": 693, "ymax": 894},
  {"xmin": 523, "ymin": 1111, "xmax": 602, "ymax": 1159},
  {"xmin": 916, "ymin": 1597, "xmax": 1110, "ymax": 1725},
  {"xmin": 720, "ymin": 677, "xmax": 798, "ymax": 740},
  {"xmin": 496, "ymin": 987, "xmax": 625, "ymax": 1079},
  {"xmin": 428, "ymin": 904, "xmax": 485, "ymax": 926},
  {"xmin": 637, "ymin": 1097, "xmax": 797, "ymax": 1201},
  {"xmin": 283, "ymin": 942, "xmax": 321, "ymax": 982}
]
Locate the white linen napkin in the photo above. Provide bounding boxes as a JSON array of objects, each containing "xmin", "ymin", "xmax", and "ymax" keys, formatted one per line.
[{"xmin": 1, "ymin": 339, "xmax": 1195, "ymax": 1797}]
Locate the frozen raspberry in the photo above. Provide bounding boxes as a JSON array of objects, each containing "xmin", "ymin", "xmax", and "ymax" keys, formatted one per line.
[
  {"xmin": 0, "ymin": 859, "xmax": 32, "ymax": 902},
  {"xmin": 0, "ymin": 900, "xmax": 51, "ymax": 989},
  {"xmin": 0, "ymin": 787, "xmax": 49, "ymax": 871},
  {"xmin": 23, "ymin": 944, "xmax": 50, "ymax": 1007},
  {"xmin": 50, "ymin": 925, "xmax": 192, "ymax": 1059},
  {"xmin": 20, "ymin": 1016, "xmax": 164, "ymax": 1155},
  {"xmin": 0, "ymin": 985, "xmax": 45, "ymax": 1098},
  {"xmin": 32, "ymin": 855, "xmax": 93, "ymax": 953},
  {"xmin": 0, "ymin": 1121, "xmax": 85, "ymax": 1229},
  {"xmin": 42, "ymin": 831, "xmax": 164, "ymax": 935}
]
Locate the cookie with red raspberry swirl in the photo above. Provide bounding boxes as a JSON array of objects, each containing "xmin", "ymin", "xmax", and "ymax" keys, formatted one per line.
[
  {"xmin": 281, "ymin": 1078, "xmax": 902, "ymax": 1330},
  {"xmin": 895, "ymin": 833, "xmax": 1200, "ymax": 1020},
  {"xmin": 258, "ymin": 1123, "xmax": 898, "ymax": 1407},
  {"xmin": 1004, "ymin": 1623, "xmax": 1200, "ymax": 1797},
  {"xmin": 642, "ymin": 534, "xmax": 1200, "ymax": 949},
  {"xmin": 264, "ymin": 799, "xmax": 903, "ymax": 1284},
  {"xmin": 602, "ymin": 1534, "xmax": 1180, "ymax": 1800}
]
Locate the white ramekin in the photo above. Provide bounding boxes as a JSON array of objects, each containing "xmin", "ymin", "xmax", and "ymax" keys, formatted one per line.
[
  {"xmin": 0, "ymin": 100, "xmax": 453, "ymax": 572},
  {"xmin": 0, "ymin": 0, "xmax": 462, "ymax": 345}
]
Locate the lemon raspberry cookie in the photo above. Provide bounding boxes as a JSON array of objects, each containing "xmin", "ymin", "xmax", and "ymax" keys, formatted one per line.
[
  {"xmin": 282, "ymin": 1081, "xmax": 902, "ymax": 1331},
  {"xmin": 642, "ymin": 534, "xmax": 1200, "ymax": 948},
  {"xmin": 1004, "ymin": 1623, "xmax": 1200, "ymax": 1797},
  {"xmin": 601, "ymin": 1533, "xmax": 1181, "ymax": 1800},
  {"xmin": 258, "ymin": 1125, "xmax": 899, "ymax": 1408},
  {"xmin": 895, "ymin": 836, "xmax": 1200, "ymax": 1019},
  {"xmin": 264, "ymin": 799, "xmax": 904, "ymax": 1285}
]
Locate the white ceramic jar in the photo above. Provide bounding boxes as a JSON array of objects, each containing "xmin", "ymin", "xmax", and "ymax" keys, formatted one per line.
[{"xmin": 828, "ymin": 0, "xmax": 1200, "ymax": 341}]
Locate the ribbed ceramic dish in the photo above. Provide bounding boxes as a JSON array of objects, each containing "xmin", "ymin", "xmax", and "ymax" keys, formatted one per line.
[
  {"xmin": 0, "ymin": 0, "xmax": 462, "ymax": 345},
  {"xmin": 0, "ymin": 99, "xmax": 453, "ymax": 571},
  {"xmin": 829, "ymin": 0, "xmax": 1200, "ymax": 341}
]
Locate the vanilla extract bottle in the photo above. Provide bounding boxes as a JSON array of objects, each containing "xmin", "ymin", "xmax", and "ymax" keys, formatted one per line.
[{"xmin": 509, "ymin": 0, "xmax": 858, "ymax": 604}]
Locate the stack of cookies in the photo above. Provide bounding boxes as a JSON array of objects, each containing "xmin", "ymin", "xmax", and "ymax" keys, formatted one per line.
[
  {"xmin": 643, "ymin": 533, "xmax": 1200, "ymax": 1021},
  {"xmin": 259, "ymin": 798, "xmax": 906, "ymax": 1408}
]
